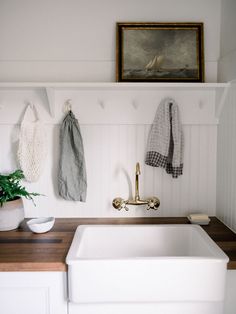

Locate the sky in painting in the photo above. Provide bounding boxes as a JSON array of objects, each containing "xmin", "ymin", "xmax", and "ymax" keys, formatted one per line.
[{"xmin": 123, "ymin": 29, "xmax": 198, "ymax": 70}]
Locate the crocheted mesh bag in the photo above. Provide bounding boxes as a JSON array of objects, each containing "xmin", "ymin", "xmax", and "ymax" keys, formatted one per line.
[{"xmin": 17, "ymin": 105, "xmax": 47, "ymax": 182}]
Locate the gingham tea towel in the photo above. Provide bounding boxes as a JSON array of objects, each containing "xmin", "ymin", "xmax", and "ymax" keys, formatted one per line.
[{"xmin": 145, "ymin": 98, "xmax": 184, "ymax": 178}]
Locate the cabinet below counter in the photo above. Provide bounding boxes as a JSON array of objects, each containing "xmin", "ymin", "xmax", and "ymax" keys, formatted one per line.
[
  {"xmin": 0, "ymin": 217, "xmax": 235, "ymax": 271},
  {"xmin": 0, "ymin": 272, "xmax": 67, "ymax": 314}
]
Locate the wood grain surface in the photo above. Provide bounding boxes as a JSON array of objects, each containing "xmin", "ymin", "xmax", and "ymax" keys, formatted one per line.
[{"xmin": 0, "ymin": 217, "xmax": 235, "ymax": 271}]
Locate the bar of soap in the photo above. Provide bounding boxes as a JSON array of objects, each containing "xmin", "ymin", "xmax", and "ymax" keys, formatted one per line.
[
  {"xmin": 189, "ymin": 214, "xmax": 209, "ymax": 221},
  {"xmin": 187, "ymin": 213, "xmax": 210, "ymax": 225}
]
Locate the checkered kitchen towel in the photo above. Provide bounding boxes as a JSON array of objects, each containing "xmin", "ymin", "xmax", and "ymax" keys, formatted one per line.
[{"xmin": 145, "ymin": 98, "xmax": 184, "ymax": 178}]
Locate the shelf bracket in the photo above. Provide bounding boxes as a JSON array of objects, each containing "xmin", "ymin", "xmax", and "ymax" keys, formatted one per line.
[
  {"xmin": 215, "ymin": 83, "xmax": 231, "ymax": 119},
  {"xmin": 45, "ymin": 87, "xmax": 55, "ymax": 117}
]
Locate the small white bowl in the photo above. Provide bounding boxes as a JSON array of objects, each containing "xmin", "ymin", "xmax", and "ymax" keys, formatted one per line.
[{"xmin": 27, "ymin": 217, "xmax": 55, "ymax": 233}]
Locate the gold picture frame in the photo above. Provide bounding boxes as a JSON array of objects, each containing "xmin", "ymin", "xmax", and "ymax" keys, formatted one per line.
[{"xmin": 116, "ymin": 22, "xmax": 204, "ymax": 82}]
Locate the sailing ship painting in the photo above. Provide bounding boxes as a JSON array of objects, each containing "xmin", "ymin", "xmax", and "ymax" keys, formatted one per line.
[{"xmin": 117, "ymin": 23, "xmax": 204, "ymax": 82}]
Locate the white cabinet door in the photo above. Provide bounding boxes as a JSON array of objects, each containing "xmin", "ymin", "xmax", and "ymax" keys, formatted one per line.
[
  {"xmin": 224, "ymin": 270, "xmax": 236, "ymax": 314},
  {"xmin": 0, "ymin": 272, "xmax": 67, "ymax": 314}
]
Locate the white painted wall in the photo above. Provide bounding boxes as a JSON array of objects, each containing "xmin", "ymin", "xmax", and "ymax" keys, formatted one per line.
[
  {"xmin": 0, "ymin": 87, "xmax": 218, "ymax": 217},
  {"xmin": 0, "ymin": 1, "xmax": 231, "ymax": 219},
  {"xmin": 218, "ymin": 0, "xmax": 236, "ymax": 82},
  {"xmin": 216, "ymin": 82, "xmax": 236, "ymax": 231},
  {"xmin": 0, "ymin": 0, "xmax": 221, "ymax": 82}
]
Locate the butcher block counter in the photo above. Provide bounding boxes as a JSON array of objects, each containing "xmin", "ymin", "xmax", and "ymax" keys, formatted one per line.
[{"xmin": 0, "ymin": 217, "xmax": 235, "ymax": 271}]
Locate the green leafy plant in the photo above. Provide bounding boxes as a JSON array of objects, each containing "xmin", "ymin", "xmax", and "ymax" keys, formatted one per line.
[{"xmin": 0, "ymin": 170, "xmax": 40, "ymax": 206}]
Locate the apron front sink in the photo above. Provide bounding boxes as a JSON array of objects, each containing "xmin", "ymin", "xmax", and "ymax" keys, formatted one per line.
[{"xmin": 66, "ymin": 224, "xmax": 228, "ymax": 304}]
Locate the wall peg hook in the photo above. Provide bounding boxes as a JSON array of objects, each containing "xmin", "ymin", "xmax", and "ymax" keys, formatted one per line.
[
  {"xmin": 98, "ymin": 100, "xmax": 105, "ymax": 109},
  {"xmin": 198, "ymin": 100, "xmax": 204, "ymax": 109},
  {"xmin": 64, "ymin": 99, "xmax": 72, "ymax": 113},
  {"xmin": 132, "ymin": 100, "xmax": 139, "ymax": 110},
  {"xmin": 24, "ymin": 101, "xmax": 34, "ymax": 109}
]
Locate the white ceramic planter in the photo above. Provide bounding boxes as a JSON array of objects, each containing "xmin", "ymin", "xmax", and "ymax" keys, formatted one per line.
[{"xmin": 0, "ymin": 198, "xmax": 24, "ymax": 231}]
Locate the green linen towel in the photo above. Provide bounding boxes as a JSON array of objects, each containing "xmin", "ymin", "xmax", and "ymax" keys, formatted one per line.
[{"xmin": 58, "ymin": 111, "xmax": 87, "ymax": 201}]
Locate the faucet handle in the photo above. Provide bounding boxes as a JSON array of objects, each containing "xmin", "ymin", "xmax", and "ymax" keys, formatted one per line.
[
  {"xmin": 146, "ymin": 197, "xmax": 160, "ymax": 210},
  {"xmin": 124, "ymin": 205, "xmax": 129, "ymax": 211},
  {"xmin": 112, "ymin": 197, "xmax": 123, "ymax": 210},
  {"xmin": 112, "ymin": 198, "xmax": 129, "ymax": 211}
]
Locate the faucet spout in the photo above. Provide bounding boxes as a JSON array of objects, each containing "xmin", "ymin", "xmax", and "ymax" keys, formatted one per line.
[
  {"xmin": 135, "ymin": 162, "xmax": 141, "ymax": 201},
  {"xmin": 136, "ymin": 162, "xmax": 141, "ymax": 175}
]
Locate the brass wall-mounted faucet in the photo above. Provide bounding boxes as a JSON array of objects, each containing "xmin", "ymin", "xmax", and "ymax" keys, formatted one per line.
[{"xmin": 112, "ymin": 162, "xmax": 160, "ymax": 211}]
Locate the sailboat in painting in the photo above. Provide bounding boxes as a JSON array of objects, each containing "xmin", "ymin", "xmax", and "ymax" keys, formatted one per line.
[
  {"xmin": 145, "ymin": 55, "xmax": 164, "ymax": 71},
  {"xmin": 123, "ymin": 53, "xmax": 197, "ymax": 80}
]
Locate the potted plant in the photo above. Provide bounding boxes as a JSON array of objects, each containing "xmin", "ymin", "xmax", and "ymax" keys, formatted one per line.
[{"xmin": 0, "ymin": 169, "xmax": 39, "ymax": 231}]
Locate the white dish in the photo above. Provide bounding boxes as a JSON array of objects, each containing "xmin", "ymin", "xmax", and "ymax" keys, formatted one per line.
[{"xmin": 27, "ymin": 217, "xmax": 55, "ymax": 233}]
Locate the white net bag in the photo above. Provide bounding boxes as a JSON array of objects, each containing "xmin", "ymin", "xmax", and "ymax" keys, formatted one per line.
[{"xmin": 17, "ymin": 104, "xmax": 48, "ymax": 182}]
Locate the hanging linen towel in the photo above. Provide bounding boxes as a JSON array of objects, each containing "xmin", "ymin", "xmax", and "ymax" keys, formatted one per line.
[
  {"xmin": 17, "ymin": 104, "xmax": 47, "ymax": 182},
  {"xmin": 145, "ymin": 98, "xmax": 184, "ymax": 178},
  {"xmin": 58, "ymin": 110, "xmax": 87, "ymax": 201}
]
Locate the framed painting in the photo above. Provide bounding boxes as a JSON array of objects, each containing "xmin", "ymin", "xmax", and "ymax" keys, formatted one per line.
[{"xmin": 116, "ymin": 22, "xmax": 204, "ymax": 82}]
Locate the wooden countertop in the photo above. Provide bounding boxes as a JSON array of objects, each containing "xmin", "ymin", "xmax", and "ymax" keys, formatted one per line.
[{"xmin": 0, "ymin": 217, "xmax": 235, "ymax": 271}]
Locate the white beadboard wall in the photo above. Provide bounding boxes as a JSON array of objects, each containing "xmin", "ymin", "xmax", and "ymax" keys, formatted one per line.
[
  {"xmin": 0, "ymin": 0, "xmax": 221, "ymax": 82},
  {"xmin": 0, "ymin": 88, "xmax": 218, "ymax": 217},
  {"xmin": 216, "ymin": 82, "xmax": 236, "ymax": 231},
  {"xmin": 218, "ymin": 0, "xmax": 236, "ymax": 82}
]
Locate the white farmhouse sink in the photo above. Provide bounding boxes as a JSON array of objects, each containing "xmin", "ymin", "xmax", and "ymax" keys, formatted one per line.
[{"xmin": 66, "ymin": 224, "xmax": 229, "ymax": 314}]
